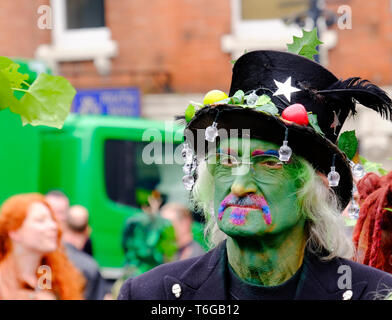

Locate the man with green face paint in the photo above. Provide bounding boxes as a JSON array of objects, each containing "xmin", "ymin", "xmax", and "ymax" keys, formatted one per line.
[
  {"xmin": 212, "ymin": 138, "xmax": 308, "ymax": 289},
  {"xmin": 119, "ymin": 50, "xmax": 392, "ymax": 300}
]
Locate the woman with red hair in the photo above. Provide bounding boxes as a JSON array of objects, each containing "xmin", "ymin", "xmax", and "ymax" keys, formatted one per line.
[
  {"xmin": 0, "ymin": 193, "xmax": 85, "ymax": 299},
  {"xmin": 353, "ymin": 172, "xmax": 392, "ymax": 274}
]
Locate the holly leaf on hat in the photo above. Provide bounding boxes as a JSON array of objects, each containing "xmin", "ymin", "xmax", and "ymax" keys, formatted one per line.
[
  {"xmin": 338, "ymin": 130, "xmax": 358, "ymax": 160},
  {"xmin": 287, "ymin": 28, "xmax": 323, "ymax": 61},
  {"xmin": 308, "ymin": 113, "xmax": 325, "ymax": 136}
]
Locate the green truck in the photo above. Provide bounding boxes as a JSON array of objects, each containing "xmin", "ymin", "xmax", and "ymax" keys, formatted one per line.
[{"xmin": 0, "ymin": 108, "xmax": 194, "ymax": 278}]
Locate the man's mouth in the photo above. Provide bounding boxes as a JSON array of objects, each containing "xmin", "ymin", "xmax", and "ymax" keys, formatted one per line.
[{"xmin": 218, "ymin": 195, "xmax": 272, "ymax": 226}]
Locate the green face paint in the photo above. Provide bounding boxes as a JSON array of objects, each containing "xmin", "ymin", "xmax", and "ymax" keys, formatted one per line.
[
  {"xmin": 208, "ymin": 137, "xmax": 310, "ymax": 286},
  {"xmin": 210, "ymin": 137, "xmax": 306, "ymax": 238}
]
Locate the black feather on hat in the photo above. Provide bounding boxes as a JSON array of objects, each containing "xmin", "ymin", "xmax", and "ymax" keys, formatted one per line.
[{"xmin": 184, "ymin": 50, "xmax": 392, "ymax": 208}]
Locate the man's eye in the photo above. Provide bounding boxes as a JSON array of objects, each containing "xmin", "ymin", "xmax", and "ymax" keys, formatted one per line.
[
  {"xmin": 257, "ymin": 159, "xmax": 282, "ymax": 169},
  {"xmin": 219, "ymin": 155, "xmax": 238, "ymax": 167}
]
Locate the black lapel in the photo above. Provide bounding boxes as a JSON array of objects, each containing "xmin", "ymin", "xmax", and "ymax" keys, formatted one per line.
[
  {"xmin": 163, "ymin": 240, "xmax": 229, "ymax": 300},
  {"xmin": 295, "ymin": 251, "xmax": 368, "ymax": 300}
]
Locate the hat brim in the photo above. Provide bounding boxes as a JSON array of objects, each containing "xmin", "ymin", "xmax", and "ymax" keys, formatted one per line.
[{"xmin": 185, "ymin": 104, "xmax": 353, "ymax": 209}]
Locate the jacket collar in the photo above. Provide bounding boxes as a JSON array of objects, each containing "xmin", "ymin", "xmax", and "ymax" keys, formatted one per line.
[
  {"xmin": 295, "ymin": 249, "xmax": 368, "ymax": 300},
  {"xmin": 163, "ymin": 240, "xmax": 228, "ymax": 300},
  {"xmin": 163, "ymin": 240, "xmax": 368, "ymax": 300}
]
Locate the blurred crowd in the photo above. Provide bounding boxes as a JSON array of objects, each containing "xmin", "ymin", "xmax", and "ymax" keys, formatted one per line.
[
  {"xmin": 0, "ymin": 170, "xmax": 391, "ymax": 300},
  {"xmin": 0, "ymin": 189, "xmax": 204, "ymax": 300}
]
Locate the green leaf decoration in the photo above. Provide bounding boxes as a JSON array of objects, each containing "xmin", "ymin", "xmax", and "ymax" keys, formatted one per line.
[
  {"xmin": 308, "ymin": 113, "xmax": 325, "ymax": 136},
  {"xmin": 0, "ymin": 71, "xmax": 20, "ymax": 111},
  {"xmin": 287, "ymin": 28, "xmax": 323, "ymax": 61},
  {"xmin": 338, "ymin": 130, "xmax": 358, "ymax": 160},
  {"xmin": 359, "ymin": 155, "xmax": 387, "ymax": 176},
  {"xmin": 255, "ymin": 103, "xmax": 278, "ymax": 115},
  {"xmin": 0, "ymin": 57, "xmax": 13, "ymax": 69},
  {"xmin": 231, "ymin": 90, "xmax": 245, "ymax": 104},
  {"xmin": 1, "ymin": 62, "xmax": 29, "ymax": 89},
  {"xmin": 12, "ymin": 73, "xmax": 76, "ymax": 129},
  {"xmin": 185, "ymin": 103, "xmax": 196, "ymax": 122},
  {"xmin": 384, "ymin": 208, "xmax": 392, "ymax": 212},
  {"xmin": 217, "ymin": 97, "xmax": 232, "ymax": 104},
  {"xmin": 255, "ymin": 94, "xmax": 271, "ymax": 106}
]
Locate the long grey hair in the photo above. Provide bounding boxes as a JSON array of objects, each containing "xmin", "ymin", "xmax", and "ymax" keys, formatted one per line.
[{"xmin": 191, "ymin": 157, "xmax": 354, "ymax": 260}]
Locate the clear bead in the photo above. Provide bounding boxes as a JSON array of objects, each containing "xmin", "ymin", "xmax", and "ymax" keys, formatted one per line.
[
  {"xmin": 348, "ymin": 199, "xmax": 360, "ymax": 219},
  {"xmin": 181, "ymin": 143, "xmax": 193, "ymax": 163},
  {"xmin": 246, "ymin": 92, "xmax": 258, "ymax": 106},
  {"xmin": 205, "ymin": 122, "xmax": 219, "ymax": 142},
  {"xmin": 327, "ymin": 166, "xmax": 340, "ymax": 187},
  {"xmin": 352, "ymin": 163, "xmax": 365, "ymax": 179},
  {"xmin": 182, "ymin": 175, "xmax": 195, "ymax": 191},
  {"xmin": 279, "ymin": 141, "xmax": 292, "ymax": 162},
  {"xmin": 183, "ymin": 159, "xmax": 197, "ymax": 174}
]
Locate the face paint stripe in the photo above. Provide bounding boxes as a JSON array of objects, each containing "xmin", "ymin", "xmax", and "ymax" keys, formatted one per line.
[
  {"xmin": 251, "ymin": 149, "xmax": 279, "ymax": 157},
  {"xmin": 219, "ymin": 194, "xmax": 272, "ymax": 226}
]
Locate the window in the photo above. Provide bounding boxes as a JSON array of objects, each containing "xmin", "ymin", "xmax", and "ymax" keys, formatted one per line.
[
  {"xmin": 36, "ymin": 0, "xmax": 117, "ymax": 75},
  {"xmin": 104, "ymin": 140, "xmax": 188, "ymax": 208},
  {"xmin": 240, "ymin": 0, "xmax": 309, "ymax": 20},
  {"xmin": 66, "ymin": 0, "xmax": 105, "ymax": 30},
  {"xmin": 232, "ymin": 0, "xmax": 308, "ymax": 37},
  {"xmin": 221, "ymin": 0, "xmax": 335, "ymax": 64}
]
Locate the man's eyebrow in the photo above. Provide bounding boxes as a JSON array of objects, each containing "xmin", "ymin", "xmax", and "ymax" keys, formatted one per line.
[{"xmin": 251, "ymin": 149, "xmax": 279, "ymax": 157}]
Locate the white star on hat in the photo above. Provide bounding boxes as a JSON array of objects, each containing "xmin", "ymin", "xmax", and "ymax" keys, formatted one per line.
[{"xmin": 273, "ymin": 77, "xmax": 301, "ymax": 102}]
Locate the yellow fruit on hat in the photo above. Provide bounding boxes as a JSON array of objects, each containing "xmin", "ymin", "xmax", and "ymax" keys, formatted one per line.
[{"xmin": 203, "ymin": 90, "xmax": 228, "ymax": 105}]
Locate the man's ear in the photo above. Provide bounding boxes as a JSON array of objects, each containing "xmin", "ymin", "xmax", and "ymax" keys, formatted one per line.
[{"xmin": 316, "ymin": 171, "xmax": 330, "ymax": 188}]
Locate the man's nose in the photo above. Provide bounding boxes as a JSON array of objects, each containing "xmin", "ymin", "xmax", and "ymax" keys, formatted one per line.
[{"xmin": 231, "ymin": 178, "xmax": 257, "ymax": 197}]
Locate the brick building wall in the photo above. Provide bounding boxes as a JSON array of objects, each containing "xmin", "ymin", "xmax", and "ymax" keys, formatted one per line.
[
  {"xmin": 327, "ymin": 0, "xmax": 392, "ymax": 85},
  {"xmin": 59, "ymin": 0, "xmax": 232, "ymax": 93},
  {"xmin": 0, "ymin": 0, "xmax": 391, "ymax": 168},
  {"xmin": 0, "ymin": 0, "xmax": 50, "ymax": 58},
  {"xmin": 0, "ymin": 0, "xmax": 391, "ymax": 93}
]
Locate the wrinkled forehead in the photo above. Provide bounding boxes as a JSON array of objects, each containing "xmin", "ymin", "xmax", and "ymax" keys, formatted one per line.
[{"xmin": 217, "ymin": 137, "xmax": 281, "ymax": 157}]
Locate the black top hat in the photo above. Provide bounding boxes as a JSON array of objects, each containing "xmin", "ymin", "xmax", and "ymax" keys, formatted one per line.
[{"xmin": 185, "ymin": 50, "xmax": 392, "ymax": 208}]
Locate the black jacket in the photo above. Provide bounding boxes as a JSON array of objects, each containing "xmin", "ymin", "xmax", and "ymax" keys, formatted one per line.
[{"xmin": 118, "ymin": 240, "xmax": 392, "ymax": 300}]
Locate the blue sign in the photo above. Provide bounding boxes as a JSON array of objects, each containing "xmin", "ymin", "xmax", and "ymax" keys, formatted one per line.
[{"xmin": 72, "ymin": 87, "xmax": 140, "ymax": 117}]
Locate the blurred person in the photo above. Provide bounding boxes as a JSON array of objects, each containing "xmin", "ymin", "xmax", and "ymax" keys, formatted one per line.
[
  {"xmin": 45, "ymin": 190, "xmax": 69, "ymax": 228},
  {"xmin": 121, "ymin": 190, "xmax": 177, "ymax": 275},
  {"xmin": 45, "ymin": 190, "xmax": 93, "ymax": 255},
  {"xmin": 353, "ymin": 171, "xmax": 392, "ymax": 274},
  {"xmin": 0, "ymin": 193, "xmax": 84, "ymax": 300},
  {"xmin": 111, "ymin": 191, "xmax": 177, "ymax": 298},
  {"xmin": 161, "ymin": 203, "xmax": 205, "ymax": 260},
  {"xmin": 62, "ymin": 205, "xmax": 110, "ymax": 300}
]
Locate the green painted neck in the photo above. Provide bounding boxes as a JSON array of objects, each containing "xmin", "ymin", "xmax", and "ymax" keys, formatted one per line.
[{"xmin": 226, "ymin": 221, "xmax": 307, "ymax": 286}]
